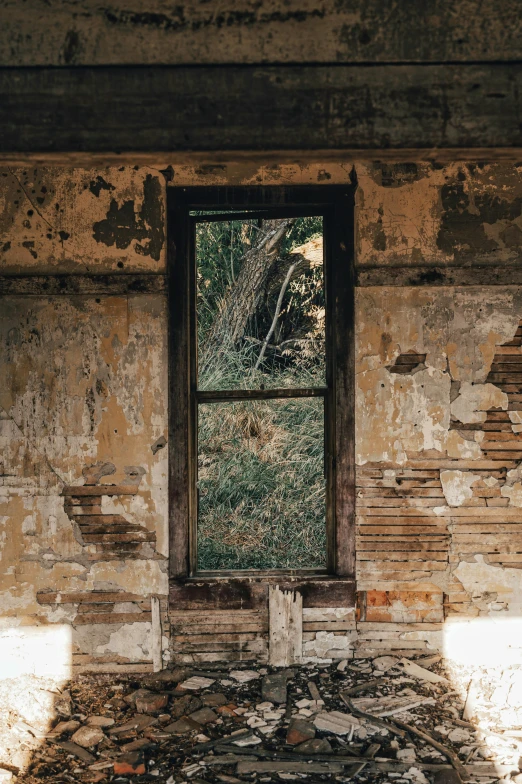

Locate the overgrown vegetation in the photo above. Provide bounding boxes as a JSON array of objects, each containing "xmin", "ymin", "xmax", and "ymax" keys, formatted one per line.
[{"xmin": 196, "ymin": 216, "xmax": 326, "ymax": 570}]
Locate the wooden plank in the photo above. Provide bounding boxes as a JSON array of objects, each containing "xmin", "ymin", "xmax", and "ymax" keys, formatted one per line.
[
  {"xmin": 2, "ymin": 64, "xmax": 522, "ymax": 155},
  {"xmin": 329, "ymin": 188, "xmax": 356, "ymax": 576},
  {"xmin": 61, "ymin": 486, "xmax": 138, "ymax": 496},
  {"xmin": 73, "ymin": 613, "xmax": 152, "ymax": 624},
  {"xmin": 269, "ymin": 586, "xmax": 302, "ymax": 666},
  {"xmin": 169, "ymin": 577, "xmax": 355, "ymax": 610},
  {"xmin": 37, "ymin": 591, "xmax": 144, "ymax": 604},
  {"xmin": 3, "ymin": 0, "xmax": 522, "ymax": 68},
  {"xmin": 168, "ymin": 189, "xmax": 191, "ymax": 578},
  {"xmin": 0, "ymin": 274, "xmax": 166, "ymax": 296},
  {"xmin": 151, "ymin": 596, "xmax": 162, "ymax": 673},
  {"xmin": 358, "ymin": 551, "xmax": 447, "ymax": 561}
]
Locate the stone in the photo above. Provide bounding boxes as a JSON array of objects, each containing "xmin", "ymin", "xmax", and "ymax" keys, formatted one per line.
[
  {"xmin": 262, "ymin": 673, "xmax": 288, "ymax": 704},
  {"xmin": 120, "ymin": 738, "xmax": 155, "ymax": 753},
  {"xmin": 48, "ymin": 720, "xmax": 81, "ymax": 736},
  {"xmin": 203, "ymin": 693, "xmax": 228, "ymax": 707},
  {"xmin": 0, "ymin": 771, "xmax": 13, "ymax": 782},
  {"xmin": 135, "ymin": 692, "xmax": 169, "ymax": 714},
  {"xmin": 397, "ymin": 747, "xmax": 417, "ymax": 762},
  {"xmin": 230, "ymin": 670, "xmax": 260, "ymax": 683},
  {"xmin": 286, "ymin": 718, "xmax": 316, "ymax": 745},
  {"xmin": 164, "ymin": 717, "xmax": 202, "ymax": 735},
  {"xmin": 113, "ymin": 752, "xmax": 146, "ymax": 776},
  {"xmin": 109, "ymin": 715, "xmax": 157, "ymax": 735},
  {"xmin": 125, "ymin": 688, "xmax": 153, "ymax": 706},
  {"xmin": 448, "ymin": 728, "xmax": 472, "ymax": 743},
  {"xmin": 71, "ymin": 725, "xmax": 106, "ymax": 748},
  {"xmin": 86, "ymin": 716, "xmax": 115, "ymax": 728},
  {"xmin": 217, "ymin": 704, "xmax": 239, "ymax": 717},
  {"xmin": 179, "ymin": 676, "xmax": 215, "ymax": 690},
  {"xmin": 170, "ymin": 694, "xmax": 202, "ymax": 718},
  {"xmin": 189, "ymin": 707, "xmax": 218, "ymax": 725},
  {"xmin": 372, "ymin": 656, "xmax": 400, "ymax": 672},
  {"xmin": 294, "ymin": 738, "xmax": 333, "ymax": 754}
]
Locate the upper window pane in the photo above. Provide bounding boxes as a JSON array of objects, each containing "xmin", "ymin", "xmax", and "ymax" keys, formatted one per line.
[{"xmin": 196, "ymin": 216, "xmax": 325, "ymax": 390}]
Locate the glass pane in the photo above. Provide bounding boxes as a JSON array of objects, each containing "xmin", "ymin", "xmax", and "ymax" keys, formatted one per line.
[
  {"xmin": 197, "ymin": 398, "xmax": 326, "ymax": 570},
  {"xmin": 196, "ymin": 216, "xmax": 325, "ymax": 390}
]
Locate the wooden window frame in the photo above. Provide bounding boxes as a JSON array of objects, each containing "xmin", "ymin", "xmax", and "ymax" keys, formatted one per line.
[{"xmin": 168, "ymin": 185, "xmax": 356, "ymax": 609}]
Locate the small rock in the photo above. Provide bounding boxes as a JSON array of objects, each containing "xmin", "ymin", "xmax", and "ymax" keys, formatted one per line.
[
  {"xmin": 337, "ymin": 659, "xmax": 348, "ymax": 671},
  {"xmin": 294, "ymin": 738, "xmax": 333, "ymax": 754},
  {"xmin": 179, "ymin": 676, "xmax": 215, "ymax": 690},
  {"xmin": 217, "ymin": 704, "xmax": 239, "ymax": 718},
  {"xmin": 135, "ymin": 692, "xmax": 168, "ymax": 714},
  {"xmin": 231, "ymin": 733, "xmax": 262, "ymax": 746},
  {"xmin": 230, "ymin": 670, "xmax": 260, "ymax": 683},
  {"xmin": 372, "ymin": 656, "xmax": 399, "ymax": 672},
  {"xmin": 170, "ymin": 694, "xmax": 202, "ymax": 719},
  {"xmin": 255, "ymin": 702, "xmax": 274, "ymax": 711},
  {"xmin": 397, "ymin": 747, "xmax": 417, "ymax": 763},
  {"xmin": 0, "ymin": 770, "xmax": 13, "ymax": 783},
  {"xmin": 286, "ymin": 718, "xmax": 316, "ymax": 745},
  {"xmin": 113, "ymin": 751, "xmax": 146, "ymax": 776},
  {"xmin": 203, "ymin": 693, "xmax": 228, "ymax": 707},
  {"xmin": 49, "ymin": 720, "xmax": 81, "ymax": 736},
  {"xmin": 71, "ymin": 725, "xmax": 106, "ymax": 748},
  {"xmin": 120, "ymin": 738, "xmax": 155, "ymax": 753},
  {"xmin": 189, "ymin": 707, "xmax": 218, "ymax": 725},
  {"xmin": 262, "ymin": 673, "xmax": 289, "ymax": 704},
  {"xmin": 448, "ymin": 728, "xmax": 472, "ymax": 743},
  {"xmin": 164, "ymin": 717, "xmax": 202, "ymax": 735},
  {"xmin": 86, "ymin": 716, "xmax": 115, "ymax": 728},
  {"xmin": 125, "ymin": 688, "xmax": 152, "ymax": 706}
]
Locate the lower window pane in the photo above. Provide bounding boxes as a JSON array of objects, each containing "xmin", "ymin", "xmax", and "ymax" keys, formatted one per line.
[{"xmin": 197, "ymin": 398, "xmax": 326, "ymax": 570}]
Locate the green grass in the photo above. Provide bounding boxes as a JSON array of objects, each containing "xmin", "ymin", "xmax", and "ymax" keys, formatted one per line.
[{"xmin": 197, "ymin": 391, "xmax": 326, "ymax": 570}]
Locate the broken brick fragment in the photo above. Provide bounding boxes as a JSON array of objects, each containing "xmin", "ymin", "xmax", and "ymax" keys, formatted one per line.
[{"xmin": 113, "ymin": 751, "xmax": 145, "ymax": 776}]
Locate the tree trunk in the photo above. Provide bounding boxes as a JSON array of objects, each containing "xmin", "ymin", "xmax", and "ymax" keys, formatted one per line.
[{"xmin": 200, "ymin": 218, "xmax": 294, "ymax": 372}]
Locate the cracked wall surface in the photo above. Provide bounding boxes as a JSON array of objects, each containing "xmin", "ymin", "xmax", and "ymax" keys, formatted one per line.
[{"xmin": 2, "ymin": 161, "xmax": 522, "ymax": 669}]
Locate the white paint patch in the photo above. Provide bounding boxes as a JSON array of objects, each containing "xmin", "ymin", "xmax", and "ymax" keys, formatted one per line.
[
  {"xmin": 96, "ymin": 622, "xmax": 151, "ymax": 660},
  {"xmin": 501, "ymin": 482, "xmax": 522, "ymax": 507},
  {"xmin": 440, "ymin": 470, "xmax": 478, "ymax": 506},
  {"xmin": 454, "ymin": 555, "xmax": 522, "ymax": 615},
  {"xmin": 450, "ymin": 382, "xmax": 508, "ymax": 424}
]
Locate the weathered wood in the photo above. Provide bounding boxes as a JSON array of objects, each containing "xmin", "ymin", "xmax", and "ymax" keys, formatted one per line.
[
  {"xmin": 37, "ymin": 590, "xmax": 144, "ymax": 604},
  {"xmin": 73, "ymin": 612, "xmax": 152, "ymax": 624},
  {"xmin": 2, "ymin": 0, "xmax": 521, "ymax": 67},
  {"xmin": 150, "ymin": 596, "xmax": 163, "ymax": 672},
  {"xmin": 2, "ymin": 65, "xmax": 522, "ymax": 155},
  {"xmin": 0, "ymin": 274, "xmax": 166, "ymax": 296},
  {"xmin": 61, "ymin": 486, "xmax": 139, "ymax": 496},
  {"xmin": 268, "ymin": 585, "xmax": 302, "ymax": 666},
  {"xmin": 169, "ymin": 577, "xmax": 355, "ymax": 610},
  {"xmin": 357, "ymin": 266, "xmax": 522, "ymax": 287}
]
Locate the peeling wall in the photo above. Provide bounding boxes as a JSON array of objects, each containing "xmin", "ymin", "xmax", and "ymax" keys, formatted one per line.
[{"xmin": 2, "ymin": 161, "xmax": 522, "ymax": 670}]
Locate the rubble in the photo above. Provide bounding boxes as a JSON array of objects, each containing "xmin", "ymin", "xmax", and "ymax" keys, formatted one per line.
[{"xmin": 4, "ymin": 653, "xmax": 522, "ymax": 784}]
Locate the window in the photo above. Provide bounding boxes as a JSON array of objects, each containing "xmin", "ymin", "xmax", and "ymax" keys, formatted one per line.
[{"xmin": 168, "ymin": 186, "xmax": 356, "ymax": 600}]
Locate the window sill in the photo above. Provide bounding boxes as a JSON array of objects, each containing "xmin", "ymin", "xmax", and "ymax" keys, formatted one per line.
[{"xmin": 169, "ymin": 573, "xmax": 355, "ymax": 610}]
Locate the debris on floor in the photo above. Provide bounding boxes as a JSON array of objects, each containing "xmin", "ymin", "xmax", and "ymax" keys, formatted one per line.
[{"xmin": 4, "ymin": 654, "xmax": 522, "ymax": 783}]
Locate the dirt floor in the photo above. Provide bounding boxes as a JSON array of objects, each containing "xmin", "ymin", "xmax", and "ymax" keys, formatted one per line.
[{"xmin": 2, "ymin": 654, "xmax": 522, "ymax": 784}]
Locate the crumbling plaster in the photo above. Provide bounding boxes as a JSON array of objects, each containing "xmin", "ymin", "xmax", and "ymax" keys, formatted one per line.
[{"xmin": 2, "ymin": 161, "xmax": 522, "ymax": 667}]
